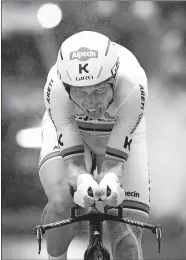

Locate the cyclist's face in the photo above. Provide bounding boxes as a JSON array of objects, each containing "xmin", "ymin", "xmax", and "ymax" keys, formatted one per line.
[{"xmin": 70, "ymin": 82, "xmax": 113, "ymax": 119}]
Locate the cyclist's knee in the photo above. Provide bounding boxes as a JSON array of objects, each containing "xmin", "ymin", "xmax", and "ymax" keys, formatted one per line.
[
  {"xmin": 109, "ymin": 222, "xmax": 144, "ymax": 260},
  {"xmin": 48, "ymin": 196, "xmax": 72, "ymax": 216},
  {"xmin": 107, "ymin": 210, "xmax": 147, "ymax": 260},
  {"xmin": 39, "ymin": 157, "xmax": 74, "ymax": 206}
]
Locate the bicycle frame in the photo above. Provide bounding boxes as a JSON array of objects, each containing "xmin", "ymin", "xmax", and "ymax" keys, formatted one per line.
[{"xmin": 35, "ymin": 204, "xmax": 162, "ymax": 260}]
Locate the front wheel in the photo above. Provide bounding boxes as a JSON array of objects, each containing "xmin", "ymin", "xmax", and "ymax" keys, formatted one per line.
[
  {"xmin": 84, "ymin": 243, "xmax": 110, "ymax": 260},
  {"xmin": 93, "ymin": 250, "xmax": 103, "ymax": 260}
]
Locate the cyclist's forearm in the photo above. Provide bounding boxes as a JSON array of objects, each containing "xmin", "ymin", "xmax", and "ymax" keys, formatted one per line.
[
  {"xmin": 98, "ymin": 158, "xmax": 124, "ymax": 184},
  {"xmin": 64, "ymin": 154, "xmax": 87, "ymax": 170},
  {"xmin": 64, "ymin": 155, "xmax": 90, "ymax": 188}
]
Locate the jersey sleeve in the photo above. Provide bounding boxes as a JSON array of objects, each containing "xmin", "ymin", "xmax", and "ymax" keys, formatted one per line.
[
  {"xmin": 106, "ymin": 65, "xmax": 148, "ymax": 163},
  {"xmin": 44, "ymin": 65, "xmax": 84, "ymax": 160}
]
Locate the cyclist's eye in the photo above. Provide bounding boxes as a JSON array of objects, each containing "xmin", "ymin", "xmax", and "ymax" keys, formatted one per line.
[
  {"xmin": 77, "ymin": 89, "xmax": 84, "ymax": 93},
  {"xmin": 75, "ymin": 88, "xmax": 86, "ymax": 94},
  {"xmin": 95, "ymin": 86, "xmax": 105, "ymax": 92}
]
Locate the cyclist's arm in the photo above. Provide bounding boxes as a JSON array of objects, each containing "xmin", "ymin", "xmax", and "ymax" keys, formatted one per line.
[
  {"xmin": 64, "ymin": 156, "xmax": 90, "ymax": 189},
  {"xmin": 44, "ymin": 65, "xmax": 89, "ymax": 183},
  {"xmin": 99, "ymin": 67, "xmax": 148, "ymax": 183}
]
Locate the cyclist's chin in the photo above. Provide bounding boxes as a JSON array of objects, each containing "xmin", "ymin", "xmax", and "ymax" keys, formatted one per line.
[{"xmin": 84, "ymin": 107, "xmax": 105, "ymax": 119}]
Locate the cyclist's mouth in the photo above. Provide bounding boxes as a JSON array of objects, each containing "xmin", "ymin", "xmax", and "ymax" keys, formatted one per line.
[{"xmin": 86, "ymin": 107, "xmax": 102, "ymax": 118}]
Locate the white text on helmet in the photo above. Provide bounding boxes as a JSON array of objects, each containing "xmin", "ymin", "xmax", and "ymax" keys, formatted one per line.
[{"xmin": 70, "ymin": 47, "xmax": 98, "ymax": 61}]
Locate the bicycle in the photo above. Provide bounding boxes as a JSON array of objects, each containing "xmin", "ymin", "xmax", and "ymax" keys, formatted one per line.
[{"xmin": 35, "ymin": 188, "xmax": 162, "ymax": 260}]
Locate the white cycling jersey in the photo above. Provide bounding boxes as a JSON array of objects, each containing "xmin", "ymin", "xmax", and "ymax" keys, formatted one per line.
[{"xmin": 43, "ymin": 43, "xmax": 148, "ymax": 162}]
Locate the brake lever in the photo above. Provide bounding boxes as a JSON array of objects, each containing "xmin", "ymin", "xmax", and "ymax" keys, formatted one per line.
[
  {"xmin": 152, "ymin": 225, "xmax": 162, "ymax": 253},
  {"xmin": 35, "ymin": 225, "xmax": 45, "ymax": 254}
]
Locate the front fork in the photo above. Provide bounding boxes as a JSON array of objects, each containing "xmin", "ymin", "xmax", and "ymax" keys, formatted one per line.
[
  {"xmin": 84, "ymin": 219, "xmax": 110, "ymax": 260},
  {"xmin": 89, "ymin": 221, "xmax": 103, "ymax": 245}
]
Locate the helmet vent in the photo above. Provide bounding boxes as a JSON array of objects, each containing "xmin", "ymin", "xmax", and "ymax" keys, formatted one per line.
[
  {"xmin": 97, "ymin": 67, "xmax": 103, "ymax": 79},
  {"xmin": 105, "ymin": 39, "xmax": 111, "ymax": 56},
  {"xmin": 60, "ymin": 49, "xmax": 63, "ymax": 60},
  {"xmin": 66, "ymin": 71, "xmax": 72, "ymax": 81}
]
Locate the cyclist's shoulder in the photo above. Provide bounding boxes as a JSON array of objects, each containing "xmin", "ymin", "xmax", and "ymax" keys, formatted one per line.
[
  {"xmin": 44, "ymin": 63, "xmax": 66, "ymax": 93},
  {"xmin": 113, "ymin": 44, "xmax": 148, "ymax": 108},
  {"xmin": 44, "ymin": 63, "xmax": 70, "ymax": 106},
  {"xmin": 115, "ymin": 42, "xmax": 140, "ymax": 67},
  {"xmin": 45, "ymin": 63, "xmax": 60, "ymax": 84},
  {"xmin": 115, "ymin": 43, "xmax": 147, "ymax": 86}
]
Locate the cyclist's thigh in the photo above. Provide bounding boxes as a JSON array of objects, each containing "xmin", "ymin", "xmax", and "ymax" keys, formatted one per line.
[
  {"xmin": 106, "ymin": 132, "xmax": 150, "ymax": 252},
  {"xmin": 122, "ymin": 131, "xmax": 150, "ymax": 218},
  {"xmin": 107, "ymin": 131, "xmax": 150, "ymax": 228}
]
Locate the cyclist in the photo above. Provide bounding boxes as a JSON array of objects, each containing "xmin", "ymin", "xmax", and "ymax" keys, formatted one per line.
[{"xmin": 39, "ymin": 31, "xmax": 150, "ymax": 260}]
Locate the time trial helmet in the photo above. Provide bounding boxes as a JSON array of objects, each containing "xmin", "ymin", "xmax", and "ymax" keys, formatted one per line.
[{"xmin": 56, "ymin": 31, "xmax": 119, "ymax": 88}]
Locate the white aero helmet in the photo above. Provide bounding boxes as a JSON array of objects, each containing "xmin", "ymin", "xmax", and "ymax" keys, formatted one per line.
[{"xmin": 56, "ymin": 31, "xmax": 119, "ymax": 87}]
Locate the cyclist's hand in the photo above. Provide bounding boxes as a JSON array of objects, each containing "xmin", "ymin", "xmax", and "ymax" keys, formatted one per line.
[
  {"xmin": 74, "ymin": 174, "xmax": 100, "ymax": 208},
  {"xmin": 99, "ymin": 172, "xmax": 125, "ymax": 207}
]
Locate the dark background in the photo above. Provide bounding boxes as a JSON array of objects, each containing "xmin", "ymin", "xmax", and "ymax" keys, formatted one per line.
[{"xmin": 2, "ymin": 1, "xmax": 186, "ymax": 259}]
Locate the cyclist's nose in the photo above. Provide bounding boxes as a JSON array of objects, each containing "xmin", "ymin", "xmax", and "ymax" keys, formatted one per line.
[{"xmin": 85, "ymin": 93, "xmax": 97, "ymax": 106}]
